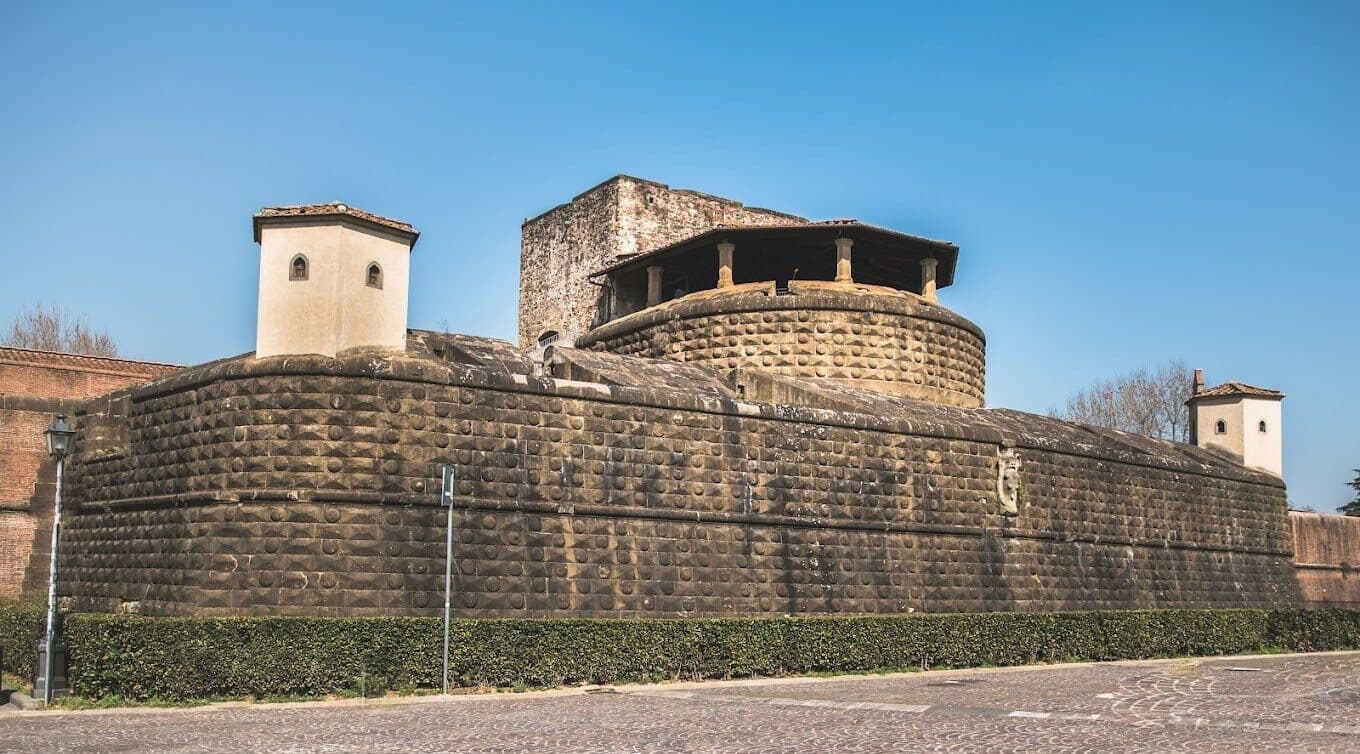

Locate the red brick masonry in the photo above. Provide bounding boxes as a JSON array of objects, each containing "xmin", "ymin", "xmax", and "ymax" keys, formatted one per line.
[
  {"xmin": 1290, "ymin": 511, "xmax": 1360, "ymax": 607},
  {"xmin": 0, "ymin": 347, "xmax": 177, "ymax": 600}
]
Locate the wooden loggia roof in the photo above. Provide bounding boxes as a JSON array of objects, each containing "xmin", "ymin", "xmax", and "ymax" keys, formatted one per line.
[{"xmin": 592, "ymin": 220, "xmax": 960, "ymax": 288}]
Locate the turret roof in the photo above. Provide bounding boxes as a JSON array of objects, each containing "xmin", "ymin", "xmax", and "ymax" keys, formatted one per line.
[
  {"xmin": 1190, "ymin": 381, "xmax": 1284, "ymax": 401},
  {"xmin": 253, "ymin": 202, "xmax": 419, "ymax": 245}
]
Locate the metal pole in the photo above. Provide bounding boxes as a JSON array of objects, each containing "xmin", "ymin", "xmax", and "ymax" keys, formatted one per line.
[
  {"xmin": 40, "ymin": 456, "xmax": 64, "ymax": 705},
  {"xmin": 441, "ymin": 465, "xmax": 454, "ymax": 695}
]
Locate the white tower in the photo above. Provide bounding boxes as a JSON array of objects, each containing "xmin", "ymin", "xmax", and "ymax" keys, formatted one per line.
[
  {"xmin": 1188, "ymin": 369, "xmax": 1284, "ymax": 477},
  {"xmin": 252, "ymin": 203, "xmax": 419, "ymax": 358}
]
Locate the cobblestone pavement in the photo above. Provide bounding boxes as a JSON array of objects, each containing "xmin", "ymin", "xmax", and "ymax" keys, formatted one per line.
[{"xmin": 2, "ymin": 652, "xmax": 1357, "ymax": 753}]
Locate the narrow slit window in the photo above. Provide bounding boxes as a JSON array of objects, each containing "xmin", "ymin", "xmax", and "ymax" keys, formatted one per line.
[
  {"xmin": 290, "ymin": 255, "xmax": 308, "ymax": 281},
  {"xmin": 1215, "ymin": 419, "xmax": 1227, "ymax": 435},
  {"xmin": 366, "ymin": 262, "xmax": 383, "ymax": 289},
  {"xmin": 1258, "ymin": 420, "xmax": 1267, "ymax": 433}
]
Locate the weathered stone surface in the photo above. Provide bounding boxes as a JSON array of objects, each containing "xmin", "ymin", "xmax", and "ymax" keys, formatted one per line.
[
  {"xmin": 56, "ymin": 348, "xmax": 1297, "ymax": 617},
  {"xmin": 519, "ymin": 176, "xmax": 805, "ymax": 349}
]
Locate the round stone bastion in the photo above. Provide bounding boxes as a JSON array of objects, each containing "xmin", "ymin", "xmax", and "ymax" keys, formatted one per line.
[{"xmin": 576, "ymin": 281, "xmax": 987, "ymax": 408}]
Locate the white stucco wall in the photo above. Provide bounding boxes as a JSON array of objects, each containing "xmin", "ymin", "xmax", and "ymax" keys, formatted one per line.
[
  {"xmin": 256, "ymin": 219, "xmax": 412, "ymax": 358},
  {"xmin": 1241, "ymin": 397, "xmax": 1283, "ymax": 477},
  {"xmin": 1193, "ymin": 396, "xmax": 1283, "ymax": 477},
  {"xmin": 1194, "ymin": 397, "xmax": 1243, "ymax": 460}
]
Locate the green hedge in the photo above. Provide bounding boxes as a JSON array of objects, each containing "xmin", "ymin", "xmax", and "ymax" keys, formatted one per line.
[
  {"xmin": 40, "ymin": 608, "xmax": 1357, "ymax": 701},
  {"xmin": 0, "ymin": 600, "xmax": 45, "ymax": 679}
]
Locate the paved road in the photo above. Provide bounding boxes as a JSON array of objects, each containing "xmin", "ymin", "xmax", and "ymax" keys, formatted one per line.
[{"xmin": 2, "ymin": 652, "xmax": 1358, "ymax": 753}]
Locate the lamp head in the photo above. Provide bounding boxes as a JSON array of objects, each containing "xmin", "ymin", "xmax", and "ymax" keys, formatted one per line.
[{"xmin": 46, "ymin": 414, "xmax": 75, "ymax": 460}]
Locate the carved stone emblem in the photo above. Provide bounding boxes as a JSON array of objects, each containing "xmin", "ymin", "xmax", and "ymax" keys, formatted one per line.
[{"xmin": 997, "ymin": 447, "xmax": 1022, "ymax": 516}]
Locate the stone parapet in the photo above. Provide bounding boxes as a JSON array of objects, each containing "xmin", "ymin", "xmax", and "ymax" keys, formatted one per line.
[{"xmin": 577, "ymin": 283, "xmax": 987, "ymax": 408}]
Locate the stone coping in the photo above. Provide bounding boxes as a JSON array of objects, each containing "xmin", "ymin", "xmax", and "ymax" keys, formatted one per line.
[
  {"xmin": 0, "ymin": 395, "xmax": 82, "ymax": 412},
  {"xmin": 0, "ymin": 347, "xmax": 179, "ymax": 377},
  {"xmin": 578, "ymin": 284, "xmax": 986, "ymax": 346}
]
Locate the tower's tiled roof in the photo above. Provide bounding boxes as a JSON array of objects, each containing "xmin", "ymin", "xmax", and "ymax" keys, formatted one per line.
[
  {"xmin": 1192, "ymin": 381, "xmax": 1284, "ymax": 400},
  {"xmin": 253, "ymin": 202, "xmax": 419, "ymax": 243}
]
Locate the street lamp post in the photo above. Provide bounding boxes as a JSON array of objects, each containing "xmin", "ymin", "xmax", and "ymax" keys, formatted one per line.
[{"xmin": 36, "ymin": 414, "xmax": 75, "ymax": 704}]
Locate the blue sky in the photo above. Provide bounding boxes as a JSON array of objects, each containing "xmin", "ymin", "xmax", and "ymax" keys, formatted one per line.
[{"xmin": 2, "ymin": 2, "xmax": 1356, "ymax": 510}]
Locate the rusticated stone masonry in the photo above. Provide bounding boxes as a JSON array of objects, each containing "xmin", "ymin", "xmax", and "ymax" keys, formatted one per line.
[
  {"xmin": 577, "ymin": 282, "xmax": 986, "ymax": 408},
  {"xmin": 55, "ymin": 348, "xmax": 1297, "ymax": 617}
]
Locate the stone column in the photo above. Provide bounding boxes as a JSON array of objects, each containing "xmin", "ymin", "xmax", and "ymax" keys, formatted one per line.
[
  {"xmin": 717, "ymin": 242, "xmax": 735, "ymax": 288},
  {"xmin": 646, "ymin": 265, "xmax": 663, "ymax": 307},
  {"xmin": 920, "ymin": 257, "xmax": 938, "ymax": 302},
  {"xmin": 834, "ymin": 238, "xmax": 854, "ymax": 283}
]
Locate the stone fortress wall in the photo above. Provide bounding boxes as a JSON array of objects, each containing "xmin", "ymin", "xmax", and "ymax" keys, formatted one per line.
[
  {"xmin": 57, "ymin": 341, "xmax": 1296, "ymax": 617},
  {"xmin": 39, "ymin": 174, "xmax": 1349, "ymax": 617},
  {"xmin": 519, "ymin": 176, "xmax": 804, "ymax": 350}
]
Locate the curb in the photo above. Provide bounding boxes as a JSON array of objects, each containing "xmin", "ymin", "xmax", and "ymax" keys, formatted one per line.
[
  {"xmin": 612, "ymin": 648, "xmax": 1360, "ymax": 693},
  {"xmin": 0, "ymin": 685, "xmax": 598, "ymax": 717}
]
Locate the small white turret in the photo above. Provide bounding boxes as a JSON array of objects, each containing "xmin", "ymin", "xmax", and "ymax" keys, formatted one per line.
[
  {"xmin": 252, "ymin": 202, "xmax": 418, "ymax": 358},
  {"xmin": 1188, "ymin": 368, "xmax": 1284, "ymax": 477}
]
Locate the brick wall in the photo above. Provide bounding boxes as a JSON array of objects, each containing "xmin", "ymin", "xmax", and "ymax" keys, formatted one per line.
[
  {"xmin": 0, "ymin": 347, "xmax": 177, "ymax": 600},
  {"xmin": 0, "ymin": 348, "xmax": 176, "ymax": 400},
  {"xmin": 518, "ymin": 176, "xmax": 805, "ymax": 349},
  {"xmin": 1290, "ymin": 511, "xmax": 1360, "ymax": 607},
  {"xmin": 0, "ymin": 404, "xmax": 57, "ymax": 510},
  {"xmin": 0, "ymin": 510, "xmax": 36, "ymax": 600}
]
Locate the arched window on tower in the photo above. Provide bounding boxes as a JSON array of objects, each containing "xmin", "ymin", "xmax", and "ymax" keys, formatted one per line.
[
  {"xmin": 1215, "ymin": 419, "xmax": 1227, "ymax": 435},
  {"xmin": 1259, "ymin": 420, "xmax": 1268, "ymax": 433},
  {"xmin": 366, "ymin": 262, "xmax": 383, "ymax": 289},
  {"xmin": 290, "ymin": 254, "xmax": 308, "ymax": 281}
]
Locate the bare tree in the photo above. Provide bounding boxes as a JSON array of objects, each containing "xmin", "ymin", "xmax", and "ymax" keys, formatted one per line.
[
  {"xmin": 1049, "ymin": 359, "xmax": 1192, "ymax": 443},
  {"xmin": 4, "ymin": 303, "xmax": 119, "ymax": 357}
]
